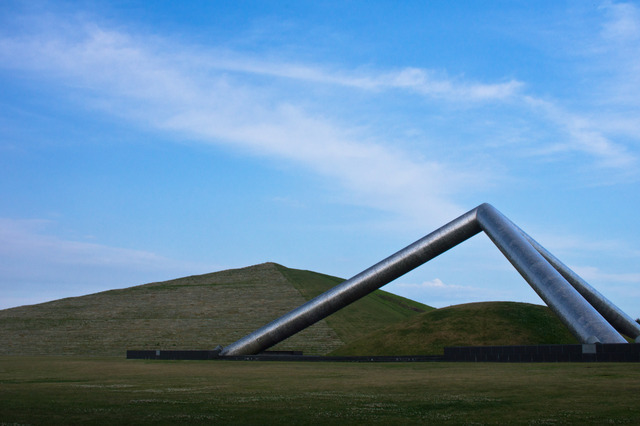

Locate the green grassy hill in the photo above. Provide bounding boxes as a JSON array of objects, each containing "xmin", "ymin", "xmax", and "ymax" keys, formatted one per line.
[
  {"xmin": 0, "ymin": 262, "xmax": 431, "ymax": 356},
  {"xmin": 0, "ymin": 263, "xmax": 583, "ymax": 357},
  {"xmin": 330, "ymin": 301, "xmax": 578, "ymax": 356},
  {"xmin": 275, "ymin": 264, "xmax": 433, "ymax": 344}
]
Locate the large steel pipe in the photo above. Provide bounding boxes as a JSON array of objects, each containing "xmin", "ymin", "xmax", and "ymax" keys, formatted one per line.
[
  {"xmin": 520, "ymin": 231, "xmax": 640, "ymax": 341},
  {"xmin": 476, "ymin": 203, "xmax": 626, "ymax": 344},
  {"xmin": 220, "ymin": 207, "xmax": 482, "ymax": 356},
  {"xmin": 221, "ymin": 203, "xmax": 632, "ymax": 356}
]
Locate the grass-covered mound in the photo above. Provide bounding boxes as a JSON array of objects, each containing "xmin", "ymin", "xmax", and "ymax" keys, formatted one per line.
[
  {"xmin": 330, "ymin": 301, "xmax": 579, "ymax": 356},
  {"xmin": 275, "ymin": 264, "xmax": 434, "ymax": 344},
  {"xmin": 0, "ymin": 262, "xmax": 431, "ymax": 356}
]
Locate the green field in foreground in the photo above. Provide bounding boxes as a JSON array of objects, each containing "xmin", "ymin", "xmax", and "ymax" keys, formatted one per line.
[{"xmin": 1, "ymin": 357, "xmax": 639, "ymax": 425}]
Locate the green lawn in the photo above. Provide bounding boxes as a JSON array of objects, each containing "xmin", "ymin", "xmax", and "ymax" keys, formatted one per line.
[{"xmin": 1, "ymin": 357, "xmax": 639, "ymax": 424}]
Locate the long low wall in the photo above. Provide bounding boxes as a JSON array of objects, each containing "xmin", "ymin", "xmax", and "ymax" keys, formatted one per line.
[
  {"xmin": 127, "ymin": 344, "xmax": 640, "ymax": 362},
  {"xmin": 444, "ymin": 343, "xmax": 640, "ymax": 362},
  {"xmin": 126, "ymin": 349, "xmax": 221, "ymax": 360},
  {"xmin": 126, "ymin": 350, "xmax": 442, "ymax": 362}
]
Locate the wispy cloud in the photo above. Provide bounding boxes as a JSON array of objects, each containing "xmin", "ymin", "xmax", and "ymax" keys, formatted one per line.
[
  {"xmin": 194, "ymin": 54, "xmax": 524, "ymax": 102},
  {"xmin": 0, "ymin": 216, "xmax": 219, "ymax": 308},
  {"xmin": 0, "ymin": 218, "xmax": 206, "ymax": 273},
  {"xmin": 384, "ymin": 67, "xmax": 522, "ymax": 101},
  {"xmin": 385, "ymin": 278, "xmax": 514, "ymax": 308},
  {"xmin": 600, "ymin": 1, "xmax": 640, "ymax": 42},
  {"xmin": 589, "ymin": 2, "xmax": 640, "ymax": 106},
  {"xmin": 482, "ymin": 1, "xmax": 640, "ymax": 176},
  {"xmin": 572, "ymin": 263, "xmax": 640, "ymax": 314},
  {"xmin": 522, "ymin": 95, "xmax": 636, "ymax": 170},
  {"xmin": 0, "ymin": 16, "xmax": 489, "ymax": 226},
  {"xmin": 527, "ymin": 229, "xmax": 640, "ymax": 260},
  {"xmin": 574, "ymin": 265, "xmax": 640, "ymax": 284},
  {"xmin": 0, "ymin": 7, "xmax": 637, "ymax": 229},
  {"xmin": 391, "ymin": 278, "xmax": 468, "ymax": 291},
  {"xmin": 1, "ymin": 4, "xmax": 638, "ymax": 316}
]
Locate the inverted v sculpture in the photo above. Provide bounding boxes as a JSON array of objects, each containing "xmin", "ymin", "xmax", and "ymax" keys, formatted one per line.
[{"xmin": 220, "ymin": 203, "xmax": 640, "ymax": 356}]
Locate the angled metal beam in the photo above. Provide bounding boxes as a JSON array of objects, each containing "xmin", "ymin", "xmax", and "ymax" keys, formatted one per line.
[
  {"xmin": 475, "ymin": 204, "xmax": 625, "ymax": 344},
  {"xmin": 519, "ymin": 229, "xmax": 640, "ymax": 341},
  {"xmin": 220, "ymin": 203, "xmax": 629, "ymax": 356},
  {"xmin": 219, "ymin": 207, "xmax": 482, "ymax": 356}
]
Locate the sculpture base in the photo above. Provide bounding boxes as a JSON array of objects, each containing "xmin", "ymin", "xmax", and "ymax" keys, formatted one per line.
[
  {"xmin": 127, "ymin": 344, "xmax": 640, "ymax": 362},
  {"xmin": 444, "ymin": 343, "xmax": 640, "ymax": 362}
]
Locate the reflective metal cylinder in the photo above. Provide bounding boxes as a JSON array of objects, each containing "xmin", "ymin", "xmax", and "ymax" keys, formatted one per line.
[
  {"xmin": 521, "ymin": 231, "xmax": 640, "ymax": 340},
  {"xmin": 221, "ymin": 202, "xmax": 633, "ymax": 356},
  {"xmin": 220, "ymin": 207, "xmax": 482, "ymax": 356},
  {"xmin": 476, "ymin": 203, "xmax": 626, "ymax": 344}
]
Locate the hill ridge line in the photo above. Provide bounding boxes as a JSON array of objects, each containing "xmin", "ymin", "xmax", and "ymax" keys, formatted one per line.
[{"xmin": 0, "ymin": 263, "xmax": 428, "ymax": 356}]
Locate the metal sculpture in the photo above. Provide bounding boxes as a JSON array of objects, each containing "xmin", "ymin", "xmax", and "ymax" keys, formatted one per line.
[{"xmin": 220, "ymin": 203, "xmax": 639, "ymax": 356}]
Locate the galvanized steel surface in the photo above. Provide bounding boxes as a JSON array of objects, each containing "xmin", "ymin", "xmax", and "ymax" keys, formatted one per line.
[
  {"xmin": 220, "ymin": 207, "xmax": 482, "ymax": 356},
  {"xmin": 521, "ymin": 231, "xmax": 640, "ymax": 340},
  {"xmin": 221, "ymin": 203, "xmax": 630, "ymax": 355},
  {"xmin": 475, "ymin": 204, "xmax": 626, "ymax": 344}
]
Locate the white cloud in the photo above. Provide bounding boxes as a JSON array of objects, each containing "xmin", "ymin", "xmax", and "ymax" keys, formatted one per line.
[
  {"xmin": 589, "ymin": 2, "xmax": 640, "ymax": 106},
  {"xmin": 380, "ymin": 67, "xmax": 522, "ymax": 101},
  {"xmin": 0, "ymin": 17, "xmax": 488, "ymax": 227},
  {"xmin": 0, "ymin": 218, "xmax": 224, "ymax": 309},
  {"xmin": 385, "ymin": 277, "xmax": 514, "ymax": 308},
  {"xmin": 571, "ymin": 263, "xmax": 640, "ymax": 317},
  {"xmin": 0, "ymin": 218, "xmax": 204, "ymax": 271},
  {"xmin": 573, "ymin": 265, "xmax": 640, "ymax": 284},
  {"xmin": 600, "ymin": 1, "xmax": 640, "ymax": 42},
  {"xmin": 522, "ymin": 95, "xmax": 636, "ymax": 170},
  {"xmin": 528, "ymin": 230, "xmax": 639, "ymax": 259},
  {"xmin": 0, "ymin": 215, "xmax": 225, "ymax": 308},
  {"xmin": 484, "ymin": 2, "xmax": 640, "ymax": 175},
  {"xmin": 191, "ymin": 50, "xmax": 523, "ymax": 102},
  {"xmin": 0, "ymin": 217, "xmax": 215, "ymax": 308},
  {"xmin": 393, "ymin": 278, "xmax": 460, "ymax": 290},
  {"xmin": 0, "ymin": 8, "xmax": 637, "ymax": 229}
]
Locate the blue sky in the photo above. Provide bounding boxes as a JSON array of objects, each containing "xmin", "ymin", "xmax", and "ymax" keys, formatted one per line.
[{"xmin": 1, "ymin": 1, "xmax": 639, "ymax": 319}]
